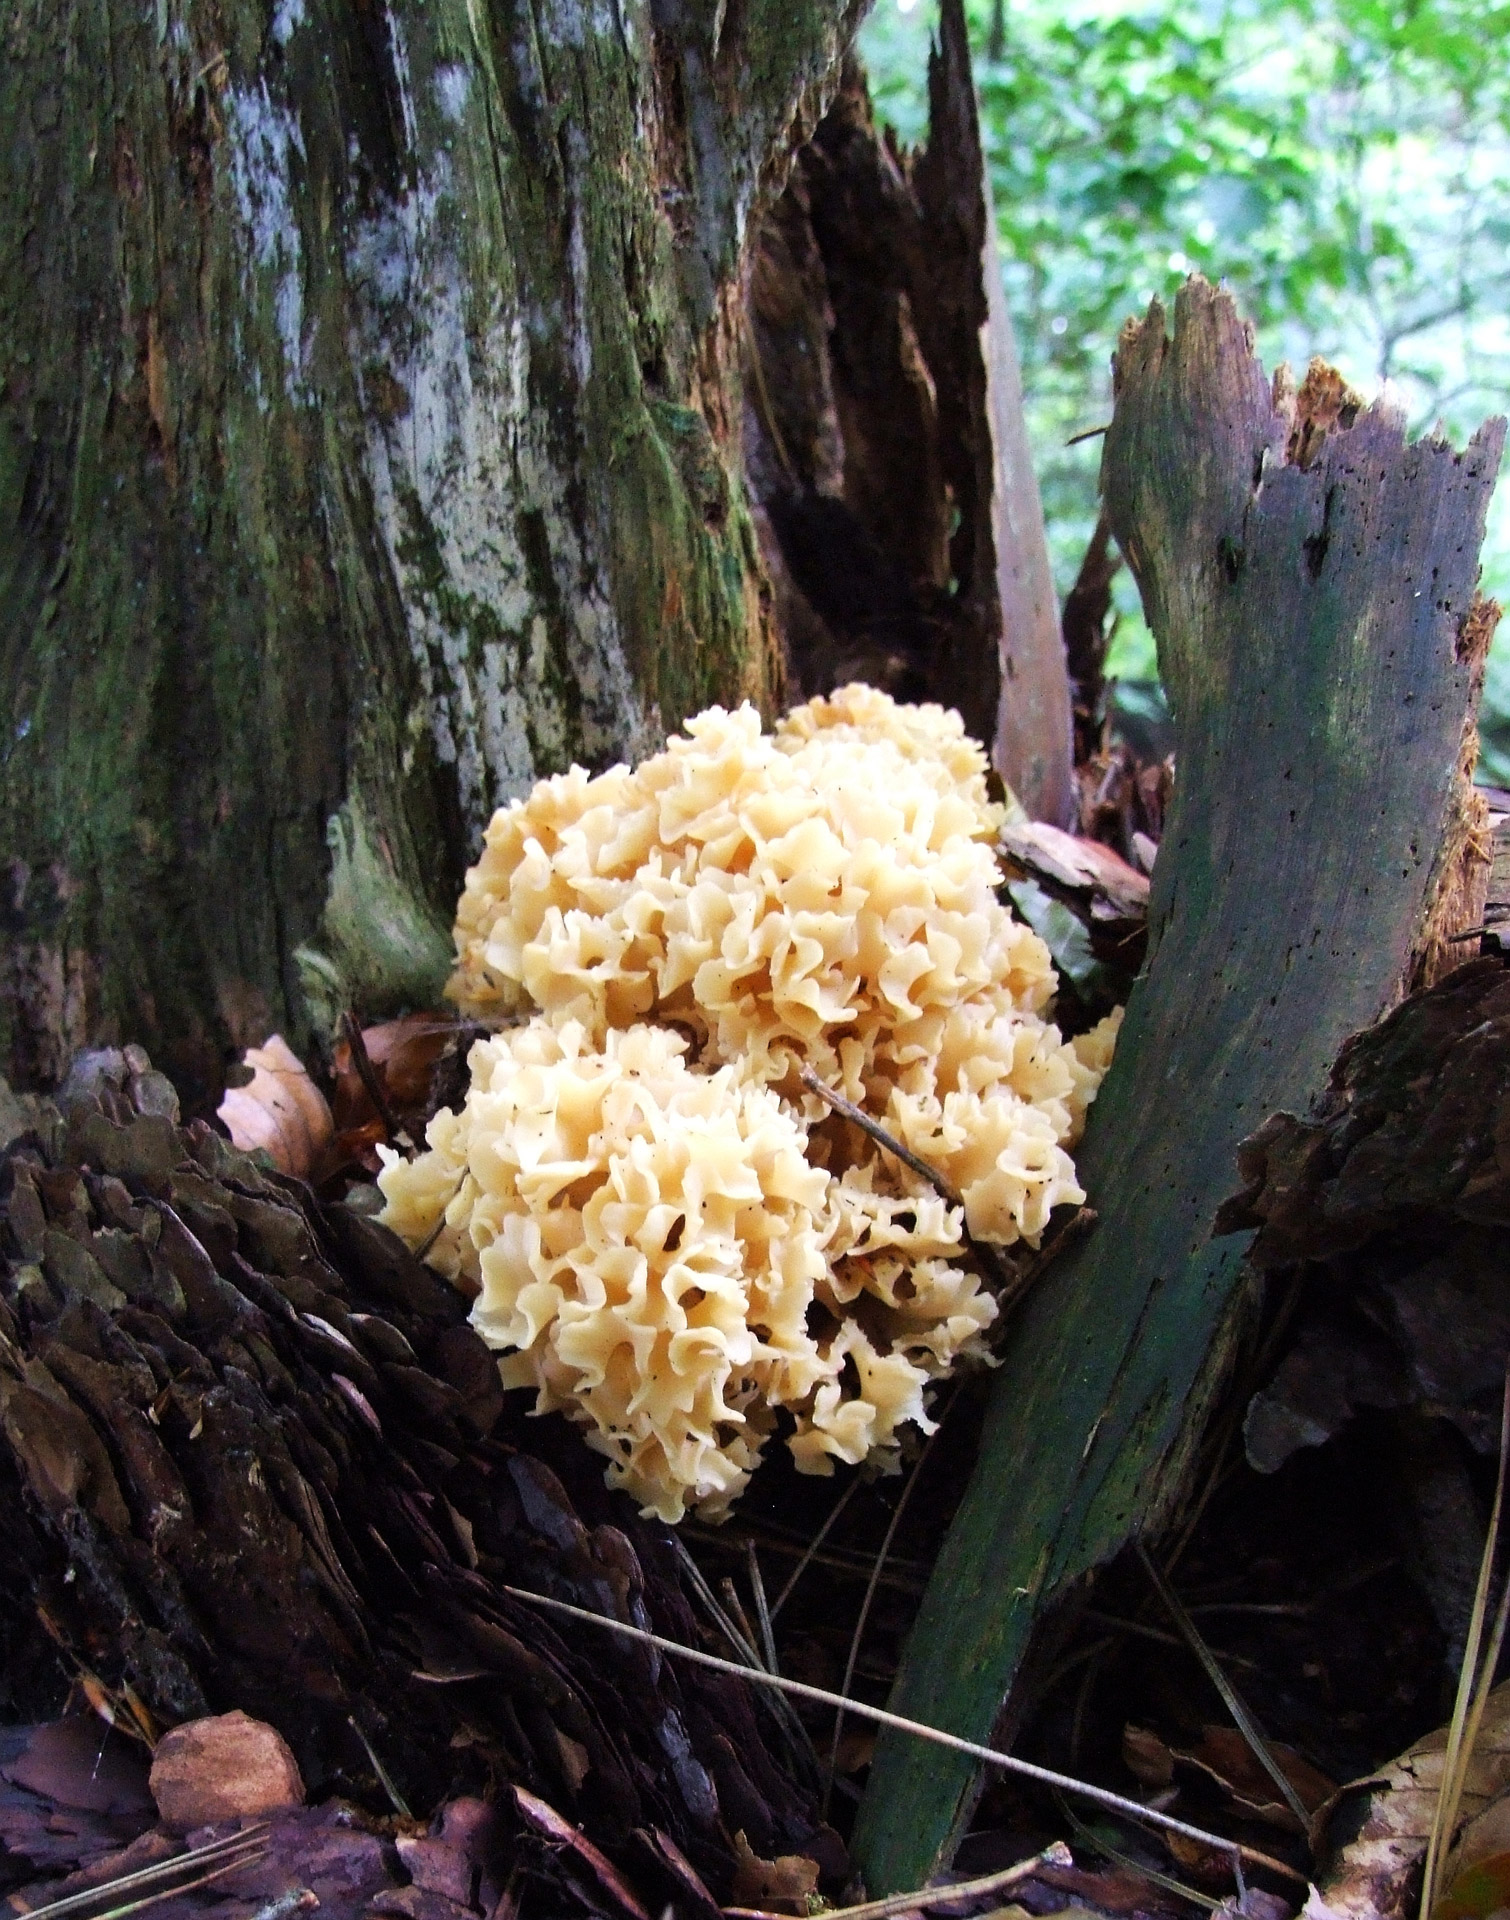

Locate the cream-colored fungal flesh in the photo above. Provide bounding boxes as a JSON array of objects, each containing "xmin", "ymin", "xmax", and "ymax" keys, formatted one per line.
[{"xmin": 378, "ymin": 686, "xmax": 1121, "ymax": 1521}]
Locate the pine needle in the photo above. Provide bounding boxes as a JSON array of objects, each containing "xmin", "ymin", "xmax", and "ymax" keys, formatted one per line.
[
  {"xmin": 825, "ymin": 1435, "xmax": 936, "ymax": 1818},
  {"xmin": 348, "ymin": 1712, "xmax": 412, "ymax": 1816},
  {"xmin": 770, "ymin": 1476, "xmax": 864, "ymax": 1620},
  {"xmin": 1137, "ymin": 1541, "xmax": 1313, "ymax": 1838},
  {"xmin": 1420, "ymin": 1368, "xmax": 1510, "ymax": 1920},
  {"xmin": 746, "ymin": 1541, "xmax": 780, "ymax": 1676},
  {"xmin": 17, "ymin": 1827, "xmax": 271, "ymax": 1920}
]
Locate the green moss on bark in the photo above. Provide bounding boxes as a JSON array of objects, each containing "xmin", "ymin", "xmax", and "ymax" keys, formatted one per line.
[{"xmin": 0, "ymin": 0, "xmax": 868, "ymax": 1104}]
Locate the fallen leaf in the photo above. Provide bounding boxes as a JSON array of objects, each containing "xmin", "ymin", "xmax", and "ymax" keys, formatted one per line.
[
  {"xmin": 999, "ymin": 820, "xmax": 1150, "ymax": 919},
  {"xmin": 1165, "ymin": 1830, "xmax": 1250, "ymax": 1891},
  {"xmin": 1318, "ymin": 1682, "xmax": 1510, "ymax": 1920},
  {"xmin": 1446, "ymin": 1794, "xmax": 1510, "ymax": 1890},
  {"xmin": 834, "ymin": 1726, "xmax": 877, "ymax": 1774},
  {"xmin": 1123, "ymin": 1724, "xmax": 1176, "ymax": 1790},
  {"xmin": 1436, "ymin": 1853, "xmax": 1510, "ymax": 1920},
  {"xmin": 396, "ymin": 1798, "xmax": 497, "ymax": 1906},
  {"xmin": 218, "ymin": 1035, "xmax": 334, "ymax": 1177},
  {"xmin": 332, "ymin": 1017, "xmax": 452, "ymax": 1131},
  {"xmin": 1173, "ymin": 1725, "xmax": 1335, "ymax": 1833},
  {"xmin": 4, "ymin": 1719, "xmax": 154, "ymax": 1819},
  {"xmin": 730, "ymin": 1831, "xmax": 820, "ymax": 1914}
]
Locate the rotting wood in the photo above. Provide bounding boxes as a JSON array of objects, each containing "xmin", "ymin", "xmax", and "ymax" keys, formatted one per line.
[
  {"xmin": 853, "ymin": 277, "xmax": 1506, "ymax": 1892},
  {"xmin": 0, "ymin": 0, "xmax": 865, "ymax": 1103},
  {"xmin": 744, "ymin": 0, "xmax": 1072, "ymax": 821},
  {"xmin": 983, "ymin": 211, "xmax": 1076, "ymax": 829}
]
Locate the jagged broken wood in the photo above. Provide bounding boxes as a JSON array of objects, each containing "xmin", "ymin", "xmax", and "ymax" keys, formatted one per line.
[
  {"xmin": 853, "ymin": 278, "xmax": 1506, "ymax": 1891},
  {"xmin": 744, "ymin": 0, "xmax": 1072, "ymax": 823}
]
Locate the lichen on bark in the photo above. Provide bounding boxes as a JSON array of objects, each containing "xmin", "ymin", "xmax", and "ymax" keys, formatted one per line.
[{"xmin": 0, "ymin": 0, "xmax": 867, "ymax": 1104}]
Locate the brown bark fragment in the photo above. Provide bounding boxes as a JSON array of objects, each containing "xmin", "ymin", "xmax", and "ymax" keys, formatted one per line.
[
  {"xmin": 1412, "ymin": 595, "xmax": 1503, "ymax": 990},
  {"xmin": 149, "ymin": 1712, "xmax": 305, "ymax": 1830}
]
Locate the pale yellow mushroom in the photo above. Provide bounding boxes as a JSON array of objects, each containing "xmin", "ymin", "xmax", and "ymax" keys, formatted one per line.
[{"xmin": 379, "ymin": 688, "xmax": 1121, "ymax": 1521}]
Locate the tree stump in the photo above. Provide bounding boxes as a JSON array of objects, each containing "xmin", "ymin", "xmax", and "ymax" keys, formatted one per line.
[{"xmin": 0, "ymin": 1058, "xmax": 837, "ymax": 1909}]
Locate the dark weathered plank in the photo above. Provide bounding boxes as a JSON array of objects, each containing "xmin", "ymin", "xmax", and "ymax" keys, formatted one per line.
[{"xmin": 853, "ymin": 279, "xmax": 1505, "ymax": 1891}]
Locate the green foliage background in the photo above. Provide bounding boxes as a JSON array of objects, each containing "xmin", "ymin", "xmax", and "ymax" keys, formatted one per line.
[{"xmin": 859, "ymin": 0, "xmax": 1510, "ymax": 777}]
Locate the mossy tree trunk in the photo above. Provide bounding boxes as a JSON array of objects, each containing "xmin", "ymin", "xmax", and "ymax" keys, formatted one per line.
[{"xmin": 1, "ymin": 0, "xmax": 866, "ymax": 1107}]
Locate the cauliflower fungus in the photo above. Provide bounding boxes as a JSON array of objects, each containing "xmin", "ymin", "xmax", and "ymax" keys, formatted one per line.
[{"xmin": 379, "ymin": 685, "xmax": 1120, "ymax": 1522}]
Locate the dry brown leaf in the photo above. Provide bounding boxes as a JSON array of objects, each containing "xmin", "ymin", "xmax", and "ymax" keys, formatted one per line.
[
  {"xmin": 331, "ymin": 1016, "xmax": 451, "ymax": 1130},
  {"xmin": 730, "ymin": 1831, "xmax": 821, "ymax": 1914},
  {"xmin": 217, "ymin": 1035, "xmax": 334, "ymax": 1177},
  {"xmin": 1315, "ymin": 1682, "xmax": 1510, "ymax": 1920},
  {"xmin": 1445, "ymin": 1798, "xmax": 1510, "ymax": 1890},
  {"xmin": 999, "ymin": 820, "xmax": 1150, "ymax": 917},
  {"xmin": 834, "ymin": 1726, "xmax": 878, "ymax": 1775},
  {"xmin": 1174, "ymin": 1725, "xmax": 1335, "ymax": 1833},
  {"xmin": 1123, "ymin": 1723, "xmax": 1176, "ymax": 1790}
]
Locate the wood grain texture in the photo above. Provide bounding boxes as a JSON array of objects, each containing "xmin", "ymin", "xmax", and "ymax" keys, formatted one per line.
[
  {"xmin": 0, "ymin": 0, "xmax": 864, "ymax": 1104},
  {"xmin": 984, "ymin": 213, "xmax": 1075, "ymax": 828},
  {"xmin": 853, "ymin": 278, "xmax": 1505, "ymax": 1891}
]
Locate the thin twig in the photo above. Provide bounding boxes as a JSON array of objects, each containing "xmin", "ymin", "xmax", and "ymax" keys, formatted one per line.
[
  {"xmin": 1069, "ymin": 1643, "xmax": 1109, "ymax": 1768},
  {"xmin": 770, "ymin": 1475, "xmax": 864, "ymax": 1619},
  {"xmin": 826, "ymin": 1435, "xmax": 937, "ymax": 1818},
  {"xmin": 1137, "ymin": 1543, "xmax": 1313, "ymax": 1839},
  {"xmin": 341, "ymin": 1011, "xmax": 400, "ymax": 1142},
  {"xmin": 501, "ymin": 1582, "xmax": 1306, "ymax": 1883},
  {"xmin": 1055, "ymin": 1794, "xmax": 1220, "ymax": 1910},
  {"xmin": 723, "ymin": 1841, "xmax": 1072, "ymax": 1920},
  {"xmin": 414, "ymin": 1173, "xmax": 466, "ymax": 1261},
  {"xmin": 746, "ymin": 1540, "xmax": 779, "ymax": 1676},
  {"xmin": 997, "ymin": 1207, "xmax": 1096, "ymax": 1313},
  {"xmin": 799, "ymin": 1069, "xmax": 964, "ymax": 1207}
]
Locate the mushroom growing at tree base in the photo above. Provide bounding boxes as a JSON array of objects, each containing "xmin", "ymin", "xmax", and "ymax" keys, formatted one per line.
[{"xmin": 378, "ymin": 687, "xmax": 1120, "ymax": 1521}]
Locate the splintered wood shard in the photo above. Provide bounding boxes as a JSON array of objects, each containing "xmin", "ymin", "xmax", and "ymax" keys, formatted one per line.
[{"xmin": 854, "ymin": 277, "xmax": 1506, "ymax": 1892}]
